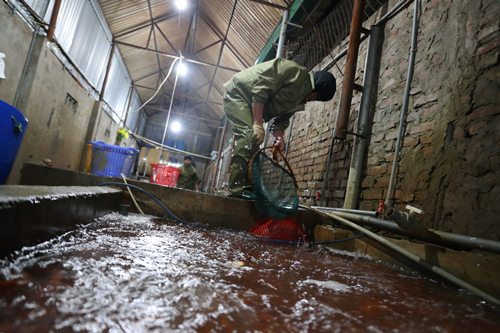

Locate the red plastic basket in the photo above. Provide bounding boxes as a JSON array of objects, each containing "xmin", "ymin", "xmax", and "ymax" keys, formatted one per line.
[
  {"xmin": 249, "ymin": 218, "xmax": 306, "ymax": 242},
  {"xmin": 150, "ymin": 164, "xmax": 180, "ymax": 187}
]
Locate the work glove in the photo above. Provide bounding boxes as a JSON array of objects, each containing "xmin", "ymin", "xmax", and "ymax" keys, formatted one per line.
[{"xmin": 252, "ymin": 122, "xmax": 265, "ymax": 145}]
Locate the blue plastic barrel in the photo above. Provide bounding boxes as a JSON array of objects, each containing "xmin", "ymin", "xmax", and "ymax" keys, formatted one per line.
[
  {"xmin": 89, "ymin": 141, "xmax": 138, "ymax": 177},
  {"xmin": 0, "ymin": 100, "xmax": 28, "ymax": 184}
]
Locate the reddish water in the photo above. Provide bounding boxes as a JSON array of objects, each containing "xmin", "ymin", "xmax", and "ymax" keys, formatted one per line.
[{"xmin": 0, "ymin": 213, "xmax": 498, "ymax": 332}]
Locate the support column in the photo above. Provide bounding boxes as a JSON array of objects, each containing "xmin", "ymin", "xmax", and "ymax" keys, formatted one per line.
[
  {"xmin": 13, "ymin": 32, "xmax": 45, "ymax": 112},
  {"xmin": 79, "ymin": 100, "xmax": 104, "ymax": 171},
  {"xmin": 344, "ymin": 25, "xmax": 384, "ymax": 209}
]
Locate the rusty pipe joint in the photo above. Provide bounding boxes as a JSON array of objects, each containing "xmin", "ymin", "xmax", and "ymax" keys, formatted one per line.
[{"xmin": 385, "ymin": 205, "xmax": 424, "ymax": 232}]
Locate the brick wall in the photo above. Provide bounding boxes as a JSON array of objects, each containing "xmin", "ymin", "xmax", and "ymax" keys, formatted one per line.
[{"xmin": 286, "ymin": 0, "xmax": 500, "ymax": 238}]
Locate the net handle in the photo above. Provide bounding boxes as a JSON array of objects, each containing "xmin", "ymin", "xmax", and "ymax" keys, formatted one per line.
[{"xmin": 248, "ymin": 146, "xmax": 298, "ymax": 190}]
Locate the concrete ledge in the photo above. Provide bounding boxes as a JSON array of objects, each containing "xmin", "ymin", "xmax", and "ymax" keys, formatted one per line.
[
  {"xmin": 20, "ymin": 163, "xmax": 331, "ymax": 232},
  {"xmin": 0, "ymin": 185, "xmax": 122, "ymax": 256}
]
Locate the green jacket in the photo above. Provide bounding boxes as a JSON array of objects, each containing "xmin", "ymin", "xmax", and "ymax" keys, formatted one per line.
[
  {"xmin": 224, "ymin": 58, "xmax": 314, "ymax": 132},
  {"xmin": 177, "ymin": 164, "xmax": 199, "ymax": 190}
]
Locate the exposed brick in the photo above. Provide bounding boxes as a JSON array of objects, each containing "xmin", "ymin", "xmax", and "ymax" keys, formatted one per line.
[
  {"xmin": 280, "ymin": 0, "xmax": 498, "ymax": 239},
  {"xmin": 367, "ymin": 164, "xmax": 387, "ymax": 176},
  {"xmin": 467, "ymin": 120, "xmax": 488, "ymax": 136},
  {"xmin": 332, "ymin": 190, "xmax": 346, "ymax": 198},
  {"xmin": 359, "ymin": 201, "xmax": 376, "ymax": 211},
  {"xmin": 414, "ymin": 191, "xmax": 428, "ymax": 203},
  {"xmin": 361, "ymin": 176, "xmax": 375, "ymax": 188},
  {"xmin": 403, "ymin": 135, "xmax": 419, "ymax": 147},
  {"xmin": 362, "ymin": 189, "xmax": 384, "ymax": 200},
  {"xmin": 478, "ymin": 25, "xmax": 499, "ymax": 42},
  {"xmin": 469, "ymin": 104, "xmax": 500, "ymax": 120},
  {"xmin": 375, "ymin": 176, "xmax": 390, "ymax": 188},
  {"xmin": 422, "ymin": 146, "xmax": 433, "ymax": 155},
  {"xmin": 477, "ymin": 50, "xmax": 500, "ymax": 70},
  {"xmin": 367, "ymin": 156, "xmax": 382, "ymax": 166},
  {"xmin": 419, "ymin": 134, "xmax": 433, "ymax": 145},
  {"xmin": 408, "ymin": 122, "xmax": 435, "ymax": 135},
  {"xmin": 413, "ymin": 93, "xmax": 439, "ymax": 108},
  {"xmin": 384, "ymin": 129, "xmax": 399, "ymax": 141},
  {"xmin": 394, "ymin": 190, "xmax": 415, "ymax": 202},
  {"xmin": 477, "ymin": 37, "xmax": 500, "ymax": 56}
]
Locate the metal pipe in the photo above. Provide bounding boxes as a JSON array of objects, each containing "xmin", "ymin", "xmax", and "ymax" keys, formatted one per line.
[
  {"xmin": 158, "ymin": 67, "xmax": 181, "ymax": 157},
  {"xmin": 375, "ymin": 0, "xmax": 413, "ymax": 26},
  {"xmin": 122, "ymin": 84, "xmax": 134, "ymax": 127},
  {"xmin": 311, "ymin": 206, "xmax": 379, "ymax": 217},
  {"xmin": 322, "ymin": 211, "xmax": 500, "ymax": 255},
  {"xmin": 305, "ymin": 206, "xmax": 500, "ymax": 306},
  {"xmin": 212, "ymin": 117, "xmax": 228, "ymax": 192},
  {"xmin": 47, "ymin": 0, "xmax": 62, "ymax": 41},
  {"xmin": 284, "ymin": 115, "xmax": 294, "ymax": 158},
  {"xmin": 99, "ymin": 43, "xmax": 116, "ymax": 101},
  {"xmin": 344, "ymin": 25, "xmax": 384, "ymax": 208},
  {"xmin": 276, "ymin": 9, "xmax": 289, "ymax": 58},
  {"xmin": 334, "ymin": 0, "xmax": 366, "ymax": 140},
  {"xmin": 13, "ymin": 31, "xmax": 37, "ymax": 107},
  {"xmin": 319, "ymin": 137, "xmax": 336, "ymax": 206},
  {"xmin": 385, "ymin": 0, "xmax": 420, "ymax": 206}
]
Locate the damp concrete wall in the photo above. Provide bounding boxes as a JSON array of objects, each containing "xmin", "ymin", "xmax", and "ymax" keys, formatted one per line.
[
  {"xmin": 0, "ymin": 2, "xmax": 135, "ymax": 184},
  {"xmin": 287, "ymin": 0, "xmax": 500, "ymax": 238},
  {"xmin": 0, "ymin": 3, "xmax": 32, "ymax": 103}
]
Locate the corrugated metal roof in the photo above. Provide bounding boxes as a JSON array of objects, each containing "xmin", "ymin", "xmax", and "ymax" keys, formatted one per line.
[{"xmin": 97, "ymin": 0, "xmax": 286, "ymax": 119}]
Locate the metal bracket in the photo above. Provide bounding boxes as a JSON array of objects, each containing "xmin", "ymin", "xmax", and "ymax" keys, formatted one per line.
[
  {"xmin": 286, "ymin": 21, "xmax": 303, "ymax": 28},
  {"xmin": 361, "ymin": 27, "xmax": 371, "ymax": 35},
  {"xmin": 344, "ymin": 130, "xmax": 369, "ymax": 139},
  {"xmin": 353, "ymin": 83, "xmax": 364, "ymax": 92},
  {"xmin": 11, "ymin": 116, "xmax": 23, "ymax": 134}
]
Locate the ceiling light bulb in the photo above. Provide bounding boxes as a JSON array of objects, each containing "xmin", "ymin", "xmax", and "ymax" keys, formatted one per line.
[
  {"xmin": 176, "ymin": 62, "xmax": 188, "ymax": 76},
  {"xmin": 175, "ymin": 0, "xmax": 188, "ymax": 10},
  {"xmin": 171, "ymin": 121, "xmax": 182, "ymax": 133}
]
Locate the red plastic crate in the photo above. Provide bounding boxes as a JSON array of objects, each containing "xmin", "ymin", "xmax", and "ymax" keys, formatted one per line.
[{"xmin": 150, "ymin": 164, "xmax": 180, "ymax": 187}]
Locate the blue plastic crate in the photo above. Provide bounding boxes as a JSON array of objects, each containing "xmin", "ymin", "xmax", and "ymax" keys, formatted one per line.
[{"xmin": 89, "ymin": 141, "xmax": 138, "ymax": 177}]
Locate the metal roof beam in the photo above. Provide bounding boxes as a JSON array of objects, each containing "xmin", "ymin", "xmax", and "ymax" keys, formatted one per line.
[
  {"xmin": 248, "ymin": 0, "xmax": 288, "ymax": 10},
  {"xmin": 193, "ymin": 39, "xmax": 222, "ymax": 56},
  {"xmin": 115, "ymin": 40, "xmax": 241, "ymax": 72},
  {"xmin": 199, "ymin": 13, "xmax": 250, "ymax": 67},
  {"xmin": 154, "ymin": 22, "xmax": 180, "ymax": 54},
  {"xmin": 145, "ymin": 105, "xmax": 220, "ymax": 125},
  {"xmin": 114, "ymin": 12, "xmax": 179, "ymax": 39},
  {"xmin": 204, "ymin": 0, "xmax": 239, "ymax": 109},
  {"xmin": 135, "ymin": 84, "xmax": 223, "ymax": 106},
  {"xmin": 255, "ymin": 0, "xmax": 310, "ymax": 63},
  {"xmin": 146, "ymin": 0, "xmax": 165, "ymax": 80},
  {"xmin": 183, "ymin": 1, "xmax": 200, "ymax": 56}
]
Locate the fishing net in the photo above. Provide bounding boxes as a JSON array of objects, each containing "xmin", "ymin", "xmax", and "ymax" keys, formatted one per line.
[
  {"xmin": 249, "ymin": 218, "xmax": 306, "ymax": 242},
  {"xmin": 249, "ymin": 147, "xmax": 299, "ymax": 219}
]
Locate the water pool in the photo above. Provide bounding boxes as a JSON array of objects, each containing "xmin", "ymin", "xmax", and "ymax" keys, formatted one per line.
[{"xmin": 0, "ymin": 213, "xmax": 498, "ymax": 332}]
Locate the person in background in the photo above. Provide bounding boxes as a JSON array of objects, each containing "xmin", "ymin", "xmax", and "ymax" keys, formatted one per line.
[
  {"xmin": 223, "ymin": 58, "xmax": 336, "ymax": 199},
  {"xmin": 177, "ymin": 156, "xmax": 199, "ymax": 191}
]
